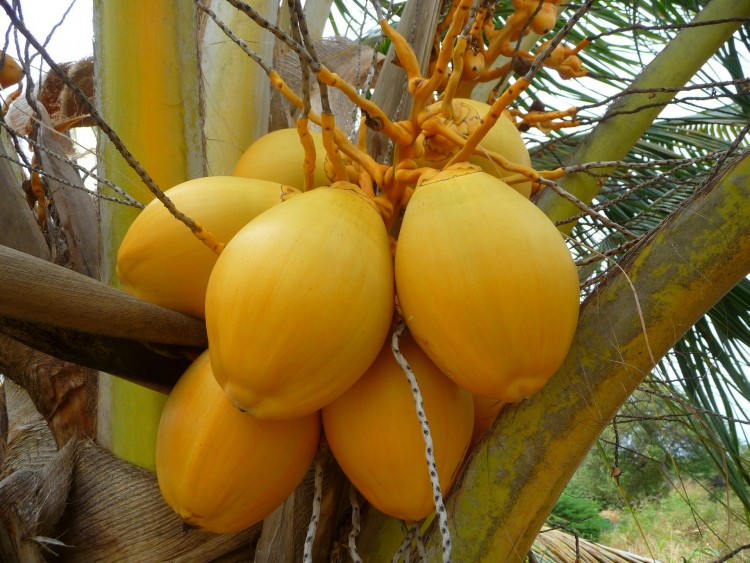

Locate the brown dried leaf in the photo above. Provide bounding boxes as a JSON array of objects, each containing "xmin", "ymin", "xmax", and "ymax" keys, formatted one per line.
[
  {"xmin": 58, "ymin": 440, "xmax": 261, "ymax": 561},
  {"xmin": 5, "ymin": 57, "xmax": 94, "ymax": 142},
  {"xmin": 0, "ymin": 382, "xmax": 75, "ymax": 562},
  {"xmin": 0, "ymin": 341, "xmax": 94, "ymax": 450}
]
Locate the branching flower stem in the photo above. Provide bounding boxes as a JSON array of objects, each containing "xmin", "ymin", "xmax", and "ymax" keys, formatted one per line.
[
  {"xmin": 226, "ymin": 0, "xmax": 412, "ymax": 146},
  {"xmin": 450, "ymin": 0, "xmax": 596, "ymax": 167}
]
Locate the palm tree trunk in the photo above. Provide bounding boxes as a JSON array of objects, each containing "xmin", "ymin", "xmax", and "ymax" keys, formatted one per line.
[{"xmin": 93, "ymin": 0, "xmax": 205, "ymax": 470}]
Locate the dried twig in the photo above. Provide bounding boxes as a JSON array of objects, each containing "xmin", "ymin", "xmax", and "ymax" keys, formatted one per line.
[
  {"xmin": 542, "ymin": 178, "xmax": 639, "ymax": 239},
  {"xmin": 586, "ymin": 17, "xmax": 750, "ymax": 42},
  {"xmin": 0, "ymin": 120, "xmax": 142, "ymax": 208}
]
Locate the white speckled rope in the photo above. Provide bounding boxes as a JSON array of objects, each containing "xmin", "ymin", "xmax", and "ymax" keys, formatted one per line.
[
  {"xmin": 302, "ymin": 455, "xmax": 324, "ymax": 562},
  {"xmin": 414, "ymin": 521, "xmax": 428, "ymax": 560},
  {"xmin": 392, "ymin": 321, "xmax": 452, "ymax": 562},
  {"xmin": 348, "ymin": 484, "xmax": 364, "ymax": 563},
  {"xmin": 391, "ymin": 522, "xmax": 415, "ymax": 563}
]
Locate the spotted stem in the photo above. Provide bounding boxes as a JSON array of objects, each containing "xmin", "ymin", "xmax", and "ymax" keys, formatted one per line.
[{"xmin": 392, "ymin": 321, "xmax": 451, "ymax": 562}]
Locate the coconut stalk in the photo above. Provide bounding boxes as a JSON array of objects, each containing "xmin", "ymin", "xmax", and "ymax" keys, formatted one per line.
[
  {"xmin": 535, "ymin": 0, "xmax": 750, "ymax": 230},
  {"xmin": 0, "ymin": 97, "xmax": 99, "ymax": 449},
  {"xmin": 93, "ymin": 0, "xmax": 205, "ymax": 471},
  {"xmin": 366, "ymin": 0, "xmax": 441, "ymax": 162},
  {"xmin": 0, "ymin": 244, "xmax": 207, "ymax": 388},
  {"xmin": 200, "ymin": 0, "xmax": 276, "ymax": 175}
]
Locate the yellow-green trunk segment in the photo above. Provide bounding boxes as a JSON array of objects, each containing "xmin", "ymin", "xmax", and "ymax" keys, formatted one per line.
[
  {"xmin": 302, "ymin": 0, "xmax": 334, "ymax": 38},
  {"xmin": 536, "ymin": 0, "xmax": 750, "ymax": 232},
  {"xmin": 201, "ymin": 0, "xmax": 276, "ymax": 176},
  {"xmin": 94, "ymin": 0, "xmax": 204, "ymax": 471},
  {"xmin": 359, "ymin": 152, "xmax": 750, "ymax": 560}
]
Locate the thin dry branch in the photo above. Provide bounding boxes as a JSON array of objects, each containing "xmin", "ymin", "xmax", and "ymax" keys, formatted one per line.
[
  {"xmin": 576, "ymin": 78, "xmax": 750, "ymax": 114},
  {"xmin": 586, "ymin": 17, "xmax": 750, "ymax": 42},
  {"xmin": 541, "ymin": 178, "xmax": 639, "ymax": 239}
]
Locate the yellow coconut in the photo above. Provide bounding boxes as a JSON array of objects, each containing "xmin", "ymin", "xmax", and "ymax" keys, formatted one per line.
[
  {"xmin": 395, "ymin": 165, "xmax": 579, "ymax": 401},
  {"xmin": 531, "ymin": 2, "xmax": 558, "ymax": 35},
  {"xmin": 117, "ymin": 176, "xmax": 286, "ymax": 319},
  {"xmin": 322, "ymin": 329, "xmax": 474, "ymax": 522},
  {"xmin": 232, "ymin": 127, "xmax": 331, "ymax": 190},
  {"xmin": 155, "ymin": 350, "xmax": 320, "ymax": 534},
  {"xmin": 205, "ymin": 182, "xmax": 394, "ymax": 420},
  {"xmin": 0, "ymin": 51, "xmax": 23, "ymax": 88},
  {"xmin": 418, "ymin": 98, "xmax": 533, "ymax": 198}
]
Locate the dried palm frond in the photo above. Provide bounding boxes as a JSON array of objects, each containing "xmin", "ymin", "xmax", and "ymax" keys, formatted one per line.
[{"xmin": 531, "ymin": 527, "xmax": 658, "ymax": 563}]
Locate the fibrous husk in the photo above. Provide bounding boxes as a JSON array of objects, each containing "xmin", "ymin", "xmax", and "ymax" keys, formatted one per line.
[
  {"xmin": 5, "ymin": 57, "xmax": 94, "ymax": 146},
  {"xmin": 57, "ymin": 440, "xmax": 261, "ymax": 562},
  {"xmin": 0, "ymin": 370, "xmax": 260, "ymax": 562},
  {"xmin": 531, "ymin": 527, "xmax": 656, "ymax": 563},
  {"xmin": 0, "ymin": 379, "xmax": 75, "ymax": 562},
  {"xmin": 0, "ymin": 381, "xmax": 260, "ymax": 561}
]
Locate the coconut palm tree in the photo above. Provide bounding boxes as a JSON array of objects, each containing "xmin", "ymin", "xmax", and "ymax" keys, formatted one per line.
[{"xmin": 0, "ymin": 0, "xmax": 748, "ymax": 560}]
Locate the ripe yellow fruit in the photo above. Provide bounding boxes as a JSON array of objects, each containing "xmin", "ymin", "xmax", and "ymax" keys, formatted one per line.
[
  {"xmin": 322, "ymin": 330, "xmax": 474, "ymax": 522},
  {"xmin": 205, "ymin": 182, "xmax": 394, "ymax": 420},
  {"xmin": 462, "ymin": 50, "xmax": 485, "ymax": 81},
  {"xmin": 418, "ymin": 98, "xmax": 533, "ymax": 198},
  {"xmin": 395, "ymin": 165, "xmax": 579, "ymax": 402},
  {"xmin": 0, "ymin": 51, "xmax": 23, "ymax": 88},
  {"xmin": 531, "ymin": 2, "xmax": 557, "ymax": 35},
  {"xmin": 155, "ymin": 350, "xmax": 320, "ymax": 534},
  {"xmin": 233, "ymin": 128, "xmax": 331, "ymax": 190},
  {"xmin": 117, "ymin": 176, "xmax": 285, "ymax": 318}
]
